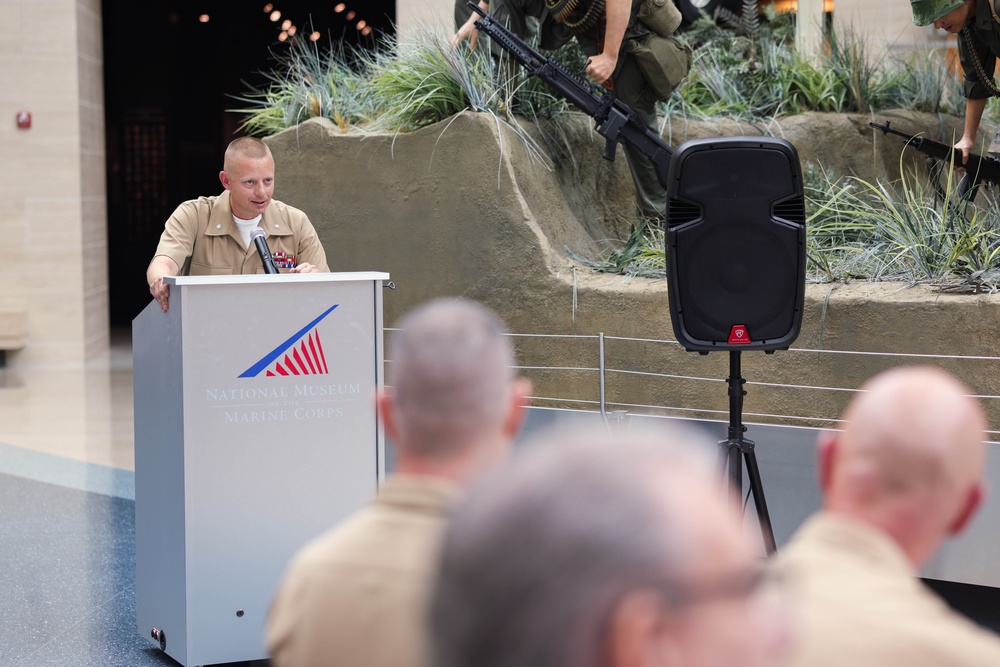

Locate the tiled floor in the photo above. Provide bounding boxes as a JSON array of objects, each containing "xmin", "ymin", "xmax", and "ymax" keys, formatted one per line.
[
  {"xmin": 0, "ymin": 471, "xmax": 165, "ymax": 666},
  {"xmin": 0, "ymin": 335, "xmax": 135, "ymax": 472},
  {"xmin": 0, "ymin": 331, "xmax": 267, "ymax": 667}
]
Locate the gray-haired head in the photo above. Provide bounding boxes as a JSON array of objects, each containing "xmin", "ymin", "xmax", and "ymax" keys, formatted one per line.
[
  {"xmin": 387, "ymin": 297, "xmax": 516, "ymax": 457},
  {"xmin": 430, "ymin": 422, "xmax": 778, "ymax": 667}
]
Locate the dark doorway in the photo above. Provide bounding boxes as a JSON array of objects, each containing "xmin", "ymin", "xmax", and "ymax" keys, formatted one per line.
[{"xmin": 103, "ymin": 0, "xmax": 396, "ymax": 326}]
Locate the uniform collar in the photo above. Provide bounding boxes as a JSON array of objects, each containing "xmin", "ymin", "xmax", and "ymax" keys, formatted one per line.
[
  {"xmin": 374, "ymin": 474, "xmax": 463, "ymax": 515},
  {"xmin": 796, "ymin": 511, "xmax": 915, "ymax": 574},
  {"xmin": 205, "ymin": 190, "xmax": 292, "ymax": 237}
]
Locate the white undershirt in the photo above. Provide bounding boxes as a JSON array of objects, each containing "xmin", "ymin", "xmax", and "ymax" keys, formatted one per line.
[{"xmin": 233, "ymin": 214, "xmax": 263, "ymax": 249}]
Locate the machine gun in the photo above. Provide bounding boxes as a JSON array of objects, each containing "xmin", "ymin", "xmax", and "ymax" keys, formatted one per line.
[
  {"xmin": 870, "ymin": 120, "xmax": 1000, "ymax": 199},
  {"xmin": 468, "ymin": 2, "xmax": 673, "ymax": 187}
]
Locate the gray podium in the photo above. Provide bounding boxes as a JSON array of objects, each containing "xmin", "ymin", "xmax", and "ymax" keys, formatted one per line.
[{"xmin": 132, "ymin": 272, "xmax": 389, "ymax": 667}]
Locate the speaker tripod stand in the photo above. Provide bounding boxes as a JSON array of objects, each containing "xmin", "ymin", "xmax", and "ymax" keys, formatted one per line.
[{"xmin": 719, "ymin": 350, "xmax": 777, "ymax": 555}]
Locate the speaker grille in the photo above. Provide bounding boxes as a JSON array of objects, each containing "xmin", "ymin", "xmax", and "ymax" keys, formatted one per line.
[
  {"xmin": 773, "ymin": 196, "xmax": 806, "ymax": 225},
  {"xmin": 668, "ymin": 198, "xmax": 702, "ymax": 226},
  {"xmin": 666, "ymin": 138, "xmax": 806, "ymax": 351},
  {"xmin": 673, "ymin": 219, "xmax": 801, "ymax": 341}
]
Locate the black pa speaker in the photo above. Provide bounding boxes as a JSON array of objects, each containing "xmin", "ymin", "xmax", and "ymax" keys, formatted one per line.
[{"xmin": 665, "ymin": 137, "xmax": 806, "ymax": 353}]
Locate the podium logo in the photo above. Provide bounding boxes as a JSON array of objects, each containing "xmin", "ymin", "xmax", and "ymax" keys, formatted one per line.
[{"xmin": 239, "ymin": 304, "xmax": 339, "ymax": 378}]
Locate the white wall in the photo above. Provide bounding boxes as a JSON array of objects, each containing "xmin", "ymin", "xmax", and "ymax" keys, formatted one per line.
[
  {"xmin": 396, "ymin": 0, "xmax": 455, "ymax": 41},
  {"xmin": 0, "ymin": 0, "xmax": 108, "ymax": 365},
  {"xmin": 832, "ymin": 0, "xmax": 953, "ymax": 56}
]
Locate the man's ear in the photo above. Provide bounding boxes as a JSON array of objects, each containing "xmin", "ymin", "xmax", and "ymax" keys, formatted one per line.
[
  {"xmin": 219, "ymin": 170, "xmax": 231, "ymax": 191},
  {"xmin": 605, "ymin": 591, "xmax": 676, "ymax": 667},
  {"xmin": 949, "ymin": 481, "xmax": 985, "ymax": 536},
  {"xmin": 377, "ymin": 389, "xmax": 399, "ymax": 443},
  {"xmin": 817, "ymin": 430, "xmax": 838, "ymax": 493},
  {"xmin": 502, "ymin": 377, "xmax": 533, "ymax": 439}
]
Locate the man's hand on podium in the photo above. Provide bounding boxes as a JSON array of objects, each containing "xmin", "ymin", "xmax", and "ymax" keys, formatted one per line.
[
  {"xmin": 146, "ymin": 256, "xmax": 180, "ymax": 312},
  {"xmin": 289, "ymin": 262, "xmax": 320, "ymax": 274},
  {"xmin": 145, "ymin": 257, "xmax": 320, "ymax": 313},
  {"xmin": 150, "ymin": 278, "xmax": 170, "ymax": 312}
]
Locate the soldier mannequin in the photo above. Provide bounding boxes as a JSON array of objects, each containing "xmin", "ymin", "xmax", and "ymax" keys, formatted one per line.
[
  {"xmin": 453, "ymin": 0, "xmax": 690, "ymax": 222},
  {"xmin": 910, "ymin": 0, "xmax": 1000, "ymax": 158}
]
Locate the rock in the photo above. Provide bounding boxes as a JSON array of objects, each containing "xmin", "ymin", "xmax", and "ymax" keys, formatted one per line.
[{"xmin": 265, "ymin": 111, "xmax": 1000, "ymax": 428}]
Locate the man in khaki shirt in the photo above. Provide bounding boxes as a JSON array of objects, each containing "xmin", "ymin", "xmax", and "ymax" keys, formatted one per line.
[
  {"xmin": 146, "ymin": 136, "xmax": 328, "ymax": 312},
  {"xmin": 776, "ymin": 366, "xmax": 1000, "ymax": 667},
  {"xmin": 265, "ymin": 298, "xmax": 531, "ymax": 667}
]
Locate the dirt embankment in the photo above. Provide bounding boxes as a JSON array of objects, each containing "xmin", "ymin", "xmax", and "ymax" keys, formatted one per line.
[{"xmin": 266, "ymin": 111, "xmax": 1000, "ymax": 428}]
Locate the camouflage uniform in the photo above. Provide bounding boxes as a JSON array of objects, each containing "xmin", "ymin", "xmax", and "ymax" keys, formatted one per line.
[
  {"xmin": 455, "ymin": 0, "xmax": 690, "ymax": 221},
  {"xmin": 909, "ymin": 0, "xmax": 965, "ymax": 26},
  {"xmin": 954, "ymin": 2, "xmax": 1000, "ymax": 102},
  {"xmin": 909, "ymin": 0, "xmax": 1000, "ymax": 100}
]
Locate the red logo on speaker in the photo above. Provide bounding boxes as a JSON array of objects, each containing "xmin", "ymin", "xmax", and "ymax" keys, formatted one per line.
[{"xmin": 728, "ymin": 325, "xmax": 752, "ymax": 345}]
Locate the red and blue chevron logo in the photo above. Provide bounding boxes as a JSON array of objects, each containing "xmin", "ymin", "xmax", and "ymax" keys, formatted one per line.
[{"xmin": 239, "ymin": 304, "xmax": 338, "ymax": 378}]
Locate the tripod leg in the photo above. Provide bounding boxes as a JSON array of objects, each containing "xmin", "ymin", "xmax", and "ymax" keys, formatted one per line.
[
  {"xmin": 723, "ymin": 349, "xmax": 776, "ymax": 555},
  {"xmin": 717, "ymin": 441, "xmax": 730, "ymax": 491},
  {"xmin": 744, "ymin": 447, "xmax": 777, "ymax": 555},
  {"xmin": 728, "ymin": 440, "xmax": 743, "ymax": 509}
]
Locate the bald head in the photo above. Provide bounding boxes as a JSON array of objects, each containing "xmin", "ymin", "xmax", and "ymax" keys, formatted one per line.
[
  {"xmin": 386, "ymin": 298, "xmax": 518, "ymax": 458},
  {"xmin": 823, "ymin": 366, "xmax": 987, "ymax": 563}
]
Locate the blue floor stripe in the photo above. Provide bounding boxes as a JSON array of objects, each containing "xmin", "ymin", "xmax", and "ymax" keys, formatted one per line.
[{"xmin": 0, "ymin": 443, "xmax": 135, "ymax": 501}]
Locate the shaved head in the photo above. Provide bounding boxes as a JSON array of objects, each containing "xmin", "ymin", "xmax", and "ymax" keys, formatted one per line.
[
  {"xmin": 823, "ymin": 366, "xmax": 988, "ymax": 564},
  {"xmin": 387, "ymin": 298, "xmax": 516, "ymax": 457},
  {"xmin": 219, "ymin": 136, "xmax": 276, "ymax": 219},
  {"xmin": 224, "ymin": 136, "xmax": 272, "ymax": 171},
  {"xmin": 835, "ymin": 366, "xmax": 985, "ymax": 498}
]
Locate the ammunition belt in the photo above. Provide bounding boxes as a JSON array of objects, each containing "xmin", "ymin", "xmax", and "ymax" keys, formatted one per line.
[{"xmin": 545, "ymin": 0, "xmax": 606, "ymax": 34}]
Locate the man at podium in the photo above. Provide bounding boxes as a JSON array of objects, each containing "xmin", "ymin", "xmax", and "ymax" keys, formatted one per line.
[{"xmin": 145, "ymin": 136, "xmax": 329, "ymax": 312}]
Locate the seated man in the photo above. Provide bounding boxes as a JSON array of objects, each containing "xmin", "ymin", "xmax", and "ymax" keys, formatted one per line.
[
  {"xmin": 146, "ymin": 136, "xmax": 328, "ymax": 311},
  {"xmin": 775, "ymin": 365, "xmax": 1000, "ymax": 666},
  {"xmin": 431, "ymin": 423, "xmax": 791, "ymax": 667},
  {"xmin": 265, "ymin": 298, "xmax": 531, "ymax": 667}
]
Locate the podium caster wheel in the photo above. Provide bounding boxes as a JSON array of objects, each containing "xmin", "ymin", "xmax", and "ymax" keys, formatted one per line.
[{"xmin": 151, "ymin": 627, "xmax": 166, "ymax": 651}]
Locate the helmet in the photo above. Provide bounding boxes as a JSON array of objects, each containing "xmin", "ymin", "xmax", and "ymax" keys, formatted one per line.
[{"xmin": 910, "ymin": 0, "xmax": 967, "ymax": 26}]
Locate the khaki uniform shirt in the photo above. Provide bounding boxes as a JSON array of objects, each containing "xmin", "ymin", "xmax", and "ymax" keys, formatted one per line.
[
  {"xmin": 775, "ymin": 512, "xmax": 1000, "ymax": 667},
  {"xmin": 153, "ymin": 191, "xmax": 329, "ymax": 275},
  {"xmin": 266, "ymin": 475, "xmax": 462, "ymax": 667}
]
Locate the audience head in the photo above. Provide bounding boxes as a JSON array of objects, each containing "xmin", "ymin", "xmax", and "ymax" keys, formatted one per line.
[
  {"xmin": 431, "ymin": 422, "xmax": 791, "ymax": 667},
  {"xmin": 380, "ymin": 298, "xmax": 530, "ymax": 478},
  {"xmin": 820, "ymin": 365, "xmax": 987, "ymax": 567}
]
